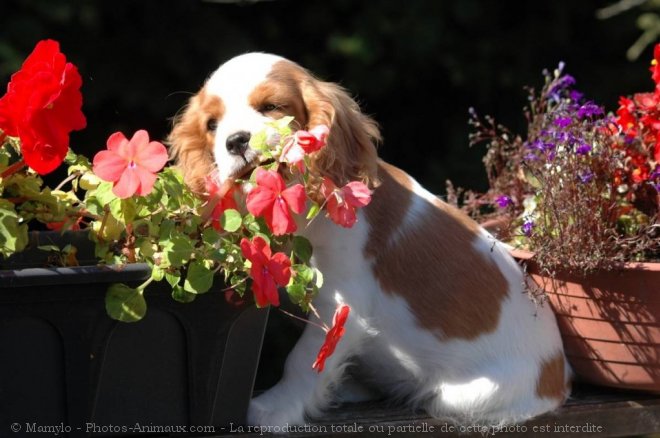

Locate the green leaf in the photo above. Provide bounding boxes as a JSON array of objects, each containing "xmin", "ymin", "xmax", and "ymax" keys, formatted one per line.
[
  {"xmin": 183, "ymin": 260, "xmax": 214, "ymax": 294},
  {"xmin": 37, "ymin": 245, "xmax": 61, "ymax": 253},
  {"xmin": 92, "ymin": 181, "xmax": 117, "ymax": 206},
  {"xmin": 292, "ymin": 236, "xmax": 313, "ymax": 263},
  {"xmin": 314, "ymin": 268, "xmax": 324, "ymax": 288},
  {"xmin": 220, "ymin": 209, "xmax": 242, "ymax": 232},
  {"xmin": 272, "ymin": 115, "xmax": 294, "ymax": 134},
  {"xmin": 110, "ymin": 198, "xmax": 137, "ymax": 225},
  {"xmin": 0, "ymin": 199, "xmax": 28, "ymax": 258},
  {"xmin": 286, "ymin": 283, "xmax": 306, "ymax": 305},
  {"xmin": 105, "ymin": 284, "xmax": 146, "ymax": 322},
  {"xmin": 165, "ymin": 270, "xmax": 181, "ymax": 287},
  {"xmin": 172, "ymin": 284, "xmax": 196, "ymax": 303},
  {"xmin": 249, "ymin": 130, "xmax": 268, "ymax": 152},
  {"xmin": 161, "ymin": 233, "xmax": 194, "ymax": 267},
  {"xmin": 202, "ymin": 227, "xmax": 221, "ymax": 245},
  {"xmin": 306, "ymin": 201, "xmax": 321, "ymax": 220},
  {"xmin": 151, "ymin": 265, "xmax": 165, "ymax": 281}
]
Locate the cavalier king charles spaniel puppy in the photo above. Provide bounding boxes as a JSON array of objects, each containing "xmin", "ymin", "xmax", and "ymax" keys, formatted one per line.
[{"xmin": 168, "ymin": 53, "xmax": 570, "ymax": 427}]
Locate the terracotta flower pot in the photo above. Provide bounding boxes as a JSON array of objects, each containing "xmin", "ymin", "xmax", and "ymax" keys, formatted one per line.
[{"xmin": 511, "ymin": 248, "xmax": 660, "ymax": 393}]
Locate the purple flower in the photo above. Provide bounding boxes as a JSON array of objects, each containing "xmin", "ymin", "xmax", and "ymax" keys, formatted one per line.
[
  {"xmin": 577, "ymin": 102, "xmax": 603, "ymax": 119},
  {"xmin": 575, "ymin": 143, "xmax": 592, "ymax": 155},
  {"xmin": 569, "ymin": 90, "xmax": 584, "ymax": 102},
  {"xmin": 496, "ymin": 195, "xmax": 513, "ymax": 208},
  {"xmin": 522, "ymin": 220, "xmax": 534, "ymax": 237},
  {"xmin": 554, "ymin": 116, "xmax": 572, "ymax": 128},
  {"xmin": 651, "ymin": 164, "xmax": 660, "ymax": 179},
  {"xmin": 578, "ymin": 171, "xmax": 594, "ymax": 184}
]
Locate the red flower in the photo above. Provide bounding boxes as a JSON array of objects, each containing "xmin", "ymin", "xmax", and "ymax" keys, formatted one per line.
[
  {"xmin": 246, "ymin": 168, "xmax": 306, "ymax": 235},
  {"xmin": 205, "ymin": 175, "xmax": 238, "ymax": 231},
  {"xmin": 92, "ymin": 130, "xmax": 168, "ymax": 199},
  {"xmin": 240, "ymin": 236, "xmax": 291, "ymax": 307},
  {"xmin": 629, "ymin": 152, "xmax": 651, "ymax": 184},
  {"xmin": 312, "ymin": 304, "xmax": 350, "ymax": 373},
  {"xmin": 295, "ymin": 125, "xmax": 329, "ymax": 154},
  {"xmin": 616, "ymin": 96, "xmax": 638, "ymax": 136},
  {"xmin": 651, "ymin": 43, "xmax": 660, "ymax": 88},
  {"xmin": 320, "ymin": 177, "xmax": 372, "ymax": 228},
  {"xmin": 0, "ymin": 40, "xmax": 86, "ymax": 175}
]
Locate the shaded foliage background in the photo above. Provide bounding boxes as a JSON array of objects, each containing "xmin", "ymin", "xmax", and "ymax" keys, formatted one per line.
[{"xmin": 1, "ymin": 0, "xmax": 654, "ymax": 195}]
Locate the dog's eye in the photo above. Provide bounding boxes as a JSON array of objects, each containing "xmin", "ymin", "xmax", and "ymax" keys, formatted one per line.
[
  {"xmin": 206, "ymin": 118, "xmax": 218, "ymax": 132},
  {"xmin": 259, "ymin": 103, "xmax": 278, "ymax": 113}
]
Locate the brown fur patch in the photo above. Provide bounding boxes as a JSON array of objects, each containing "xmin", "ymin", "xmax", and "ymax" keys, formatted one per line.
[
  {"xmin": 263, "ymin": 60, "xmax": 381, "ymax": 189},
  {"xmin": 168, "ymin": 89, "xmax": 224, "ymax": 193},
  {"xmin": 536, "ymin": 353, "xmax": 569, "ymax": 401},
  {"xmin": 364, "ymin": 162, "xmax": 509, "ymax": 340},
  {"xmin": 248, "ymin": 63, "xmax": 308, "ymax": 129}
]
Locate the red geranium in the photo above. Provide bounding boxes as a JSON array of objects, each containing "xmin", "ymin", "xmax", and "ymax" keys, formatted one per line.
[
  {"xmin": 92, "ymin": 130, "xmax": 168, "ymax": 198},
  {"xmin": 0, "ymin": 39, "xmax": 86, "ymax": 174},
  {"xmin": 246, "ymin": 168, "xmax": 306, "ymax": 235},
  {"xmin": 312, "ymin": 304, "xmax": 350, "ymax": 373},
  {"xmin": 240, "ymin": 236, "xmax": 292, "ymax": 308}
]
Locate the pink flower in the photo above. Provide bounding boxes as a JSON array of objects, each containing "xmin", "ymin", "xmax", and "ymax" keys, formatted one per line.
[
  {"xmin": 320, "ymin": 177, "xmax": 372, "ymax": 228},
  {"xmin": 246, "ymin": 168, "xmax": 306, "ymax": 235},
  {"xmin": 295, "ymin": 125, "xmax": 329, "ymax": 154},
  {"xmin": 240, "ymin": 236, "xmax": 292, "ymax": 307},
  {"xmin": 312, "ymin": 304, "xmax": 350, "ymax": 373},
  {"xmin": 280, "ymin": 138, "xmax": 306, "ymax": 172},
  {"xmin": 93, "ymin": 130, "xmax": 168, "ymax": 198}
]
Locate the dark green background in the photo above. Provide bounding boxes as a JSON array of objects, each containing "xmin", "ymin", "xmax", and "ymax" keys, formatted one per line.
[{"xmin": 1, "ymin": 0, "xmax": 654, "ymax": 194}]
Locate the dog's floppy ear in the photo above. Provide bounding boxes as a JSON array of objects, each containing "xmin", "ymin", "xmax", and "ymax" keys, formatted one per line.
[
  {"xmin": 300, "ymin": 77, "xmax": 381, "ymax": 188},
  {"xmin": 168, "ymin": 89, "xmax": 222, "ymax": 193}
]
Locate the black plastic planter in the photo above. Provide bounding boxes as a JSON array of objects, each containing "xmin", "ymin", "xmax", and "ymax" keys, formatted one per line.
[{"xmin": 0, "ymin": 231, "xmax": 268, "ymax": 437}]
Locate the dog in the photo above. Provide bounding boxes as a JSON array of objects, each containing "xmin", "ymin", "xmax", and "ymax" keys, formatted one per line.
[{"xmin": 168, "ymin": 52, "xmax": 570, "ymax": 427}]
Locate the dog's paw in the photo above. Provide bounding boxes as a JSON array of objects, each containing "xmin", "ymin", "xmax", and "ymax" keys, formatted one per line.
[{"xmin": 247, "ymin": 395, "xmax": 307, "ymax": 429}]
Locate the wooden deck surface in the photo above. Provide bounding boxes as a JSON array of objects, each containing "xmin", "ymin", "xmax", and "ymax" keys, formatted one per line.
[{"xmin": 205, "ymin": 385, "xmax": 660, "ymax": 437}]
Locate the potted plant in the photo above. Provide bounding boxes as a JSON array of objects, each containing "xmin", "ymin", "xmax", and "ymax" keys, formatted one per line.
[
  {"xmin": 0, "ymin": 40, "xmax": 364, "ymax": 434},
  {"xmin": 450, "ymin": 47, "xmax": 660, "ymax": 392}
]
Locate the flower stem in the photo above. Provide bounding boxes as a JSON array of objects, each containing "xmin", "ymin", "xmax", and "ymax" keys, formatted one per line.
[
  {"xmin": 0, "ymin": 159, "xmax": 26, "ymax": 179},
  {"xmin": 278, "ymin": 308, "xmax": 327, "ymax": 332},
  {"xmin": 54, "ymin": 171, "xmax": 81, "ymax": 191}
]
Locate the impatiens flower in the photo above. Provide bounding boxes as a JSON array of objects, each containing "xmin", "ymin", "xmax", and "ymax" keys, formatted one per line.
[
  {"xmin": 295, "ymin": 125, "xmax": 329, "ymax": 154},
  {"xmin": 240, "ymin": 236, "xmax": 291, "ymax": 308},
  {"xmin": 0, "ymin": 39, "xmax": 86, "ymax": 174},
  {"xmin": 320, "ymin": 177, "xmax": 372, "ymax": 228},
  {"xmin": 246, "ymin": 168, "xmax": 306, "ymax": 235},
  {"xmin": 280, "ymin": 138, "xmax": 306, "ymax": 172},
  {"xmin": 495, "ymin": 195, "xmax": 513, "ymax": 208},
  {"xmin": 93, "ymin": 130, "xmax": 168, "ymax": 199},
  {"xmin": 312, "ymin": 304, "xmax": 350, "ymax": 373},
  {"xmin": 205, "ymin": 174, "xmax": 238, "ymax": 231}
]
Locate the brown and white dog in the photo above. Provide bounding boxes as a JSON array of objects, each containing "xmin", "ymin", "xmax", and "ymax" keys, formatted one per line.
[{"xmin": 168, "ymin": 53, "xmax": 570, "ymax": 427}]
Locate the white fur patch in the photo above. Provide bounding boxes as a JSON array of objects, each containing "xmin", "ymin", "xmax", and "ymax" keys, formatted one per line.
[{"xmin": 206, "ymin": 53, "xmax": 283, "ymax": 182}]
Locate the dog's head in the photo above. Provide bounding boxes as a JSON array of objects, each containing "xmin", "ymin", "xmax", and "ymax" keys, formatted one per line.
[{"xmin": 168, "ymin": 53, "xmax": 381, "ymax": 193}]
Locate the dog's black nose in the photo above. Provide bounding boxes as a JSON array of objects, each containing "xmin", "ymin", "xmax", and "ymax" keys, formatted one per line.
[{"xmin": 226, "ymin": 131, "xmax": 251, "ymax": 156}]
